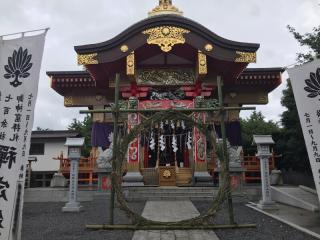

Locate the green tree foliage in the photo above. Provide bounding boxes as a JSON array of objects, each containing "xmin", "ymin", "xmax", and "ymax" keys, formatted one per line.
[
  {"xmin": 287, "ymin": 25, "xmax": 320, "ymax": 63},
  {"xmin": 241, "ymin": 111, "xmax": 280, "ymax": 155},
  {"xmin": 279, "ymin": 25, "xmax": 320, "ymax": 172},
  {"xmin": 68, "ymin": 115, "xmax": 92, "ymax": 157},
  {"xmin": 35, "ymin": 127, "xmax": 50, "ymax": 131},
  {"xmin": 279, "ymin": 80, "xmax": 310, "ymax": 172}
]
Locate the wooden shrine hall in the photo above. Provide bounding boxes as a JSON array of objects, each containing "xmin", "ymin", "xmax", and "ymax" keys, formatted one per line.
[{"xmin": 47, "ymin": 0, "xmax": 283, "ymax": 187}]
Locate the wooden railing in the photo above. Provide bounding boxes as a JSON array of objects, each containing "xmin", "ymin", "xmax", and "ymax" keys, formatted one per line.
[
  {"xmin": 53, "ymin": 154, "xmax": 98, "ymax": 186},
  {"xmin": 241, "ymin": 152, "xmax": 279, "ymax": 183},
  {"xmin": 53, "ymin": 152, "xmax": 280, "ymax": 185}
]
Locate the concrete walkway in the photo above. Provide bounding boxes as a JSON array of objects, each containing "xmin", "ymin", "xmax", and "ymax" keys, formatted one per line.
[{"xmin": 132, "ymin": 201, "xmax": 220, "ymax": 240}]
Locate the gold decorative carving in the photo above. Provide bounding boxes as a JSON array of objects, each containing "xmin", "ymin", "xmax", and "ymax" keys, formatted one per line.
[
  {"xmin": 198, "ymin": 51, "xmax": 207, "ymax": 75},
  {"xmin": 258, "ymin": 95, "xmax": 268, "ymax": 104},
  {"xmin": 159, "ymin": 166, "xmax": 176, "ymax": 186},
  {"xmin": 64, "ymin": 96, "xmax": 73, "ymax": 107},
  {"xmin": 204, "ymin": 44, "xmax": 213, "ymax": 52},
  {"xmin": 126, "ymin": 51, "xmax": 135, "ymax": 76},
  {"xmin": 120, "ymin": 45, "xmax": 129, "ymax": 53},
  {"xmin": 163, "ymin": 169, "xmax": 172, "ymax": 178},
  {"xmin": 149, "ymin": 0, "xmax": 183, "ymax": 17},
  {"xmin": 235, "ymin": 51, "xmax": 257, "ymax": 63},
  {"xmin": 77, "ymin": 53, "xmax": 98, "ymax": 65},
  {"xmin": 143, "ymin": 26, "xmax": 190, "ymax": 52},
  {"xmin": 137, "ymin": 68, "xmax": 195, "ymax": 85}
]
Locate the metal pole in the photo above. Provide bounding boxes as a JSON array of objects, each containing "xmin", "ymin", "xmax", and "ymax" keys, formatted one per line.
[
  {"xmin": 109, "ymin": 73, "xmax": 120, "ymax": 225},
  {"xmin": 217, "ymin": 76, "xmax": 235, "ymax": 225},
  {"xmin": 80, "ymin": 107, "xmax": 255, "ymax": 115},
  {"xmin": 27, "ymin": 161, "xmax": 32, "ymax": 188}
]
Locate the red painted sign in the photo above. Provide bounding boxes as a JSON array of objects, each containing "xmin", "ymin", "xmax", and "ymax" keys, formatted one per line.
[
  {"xmin": 193, "ymin": 112, "xmax": 206, "ymax": 162},
  {"xmin": 128, "ymin": 112, "xmax": 140, "ymax": 162}
]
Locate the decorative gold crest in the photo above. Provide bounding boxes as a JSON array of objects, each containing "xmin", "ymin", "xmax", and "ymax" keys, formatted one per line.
[
  {"xmin": 77, "ymin": 53, "xmax": 98, "ymax": 65},
  {"xmin": 120, "ymin": 45, "xmax": 129, "ymax": 53},
  {"xmin": 163, "ymin": 169, "xmax": 172, "ymax": 178},
  {"xmin": 204, "ymin": 44, "xmax": 213, "ymax": 52},
  {"xmin": 64, "ymin": 96, "xmax": 73, "ymax": 107},
  {"xmin": 143, "ymin": 26, "xmax": 190, "ymax": 52},
  {"xmin": 198, "ymin": 51, "xmax": 207, "ymax": 75},
  {"xmin": 127, "ymin": 52, "xmax": 135, "ymax": 76},
  {"xmin": 258, "ymin": 95, "xmax": 268, "ymax": 104},
  {"xmin": 235, "ymin": 51, "xmax": 257, "ymax": 63}
]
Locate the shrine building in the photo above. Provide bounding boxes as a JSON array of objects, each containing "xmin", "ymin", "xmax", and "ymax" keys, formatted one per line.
[{"xmin": 47, "ymin": 0, "xmax": 283, "ymax": 187}]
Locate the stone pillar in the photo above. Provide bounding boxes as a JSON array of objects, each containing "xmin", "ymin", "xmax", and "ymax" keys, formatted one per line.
[
  {"xmin": 96, "ymin": 168, "xmax": 112, "ymax": 191},
  {"xmin": 62, "ymin": 159, "xmax": 82, "ymax": 212},
  {"xmin": 253, "ymin": 135, "xmax": 278, "ymax": 210},
  {"xmin": 257, "ymin": 155, "xmax": 276, "ymax": 209}
]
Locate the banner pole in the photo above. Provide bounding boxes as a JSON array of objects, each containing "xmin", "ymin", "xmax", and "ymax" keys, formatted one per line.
[{"xmin": 0, "ymin": 28, "xmax": 50, "ymax": 38}]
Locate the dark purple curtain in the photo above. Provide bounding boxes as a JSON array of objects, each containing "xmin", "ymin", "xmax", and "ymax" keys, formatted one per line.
[
  {"xmin": 215, "ymin": 121, "xmax": 242, "ymax": 146},
  {"xmin": 91, "ymin": 122, "xmax": 113, "ymax": 150}
]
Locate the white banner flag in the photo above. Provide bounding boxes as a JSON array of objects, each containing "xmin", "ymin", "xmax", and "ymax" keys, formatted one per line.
[
  {"xmin": 288, "ymin": 59, "xmax": 320, "ymax": 204},
  {"xmin": 0, "ymin": 32, "xmax": 46, "ymax": 240}
]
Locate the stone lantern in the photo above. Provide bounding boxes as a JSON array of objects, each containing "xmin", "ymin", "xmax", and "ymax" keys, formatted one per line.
[
  {"xmin": 253, "ymin": 135, "xmax": 278, "ymax": 210},
  {"xmin": 62, "ymin": 137, "xmax": 84, "ymax": 212}
]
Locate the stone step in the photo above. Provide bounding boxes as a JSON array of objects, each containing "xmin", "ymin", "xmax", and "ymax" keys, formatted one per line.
[
  {"xmin": 127, "ymin": 191, "xmax": 215, "ymax": 195},
  {"xmin": 124, "ymin": 186, "xmax": 259, "ymax": 201},
  {"xmin": 271, "ymin": 186, "xmax": 319, "ymax": 212}
]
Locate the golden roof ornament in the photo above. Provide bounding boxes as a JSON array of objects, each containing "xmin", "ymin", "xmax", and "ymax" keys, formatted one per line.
[{"xmin": 149, "ymin": 0, "xmax": 183, "ymax": 17}]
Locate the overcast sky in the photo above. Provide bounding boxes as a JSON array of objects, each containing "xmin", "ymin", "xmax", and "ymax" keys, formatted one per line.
[{"xmin": 1, "ymin": 0, "xmax": 319, "ymax": 130}]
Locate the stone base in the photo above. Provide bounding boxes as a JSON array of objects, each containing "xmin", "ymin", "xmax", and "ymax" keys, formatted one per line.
[
  {"xmin": 50, "ymin": 173, "xmax": 67, "ymax": 188},
  {"xmin": 270, "ymin": 170, "xmax": 283, "ymax": 185},
  {"xmin": 194, "ymin": 171, "xmax": 213, "ymax": 186},
  {"xmin": 122, "ymin": 172, "xmax": 144, "ymax": 187},
  {"xmin": 94, "ymin": 168, "xmax": 112, "ymax": 191},
  {"xmin": 257, "ymin": 200, "xmax": 278, "ymax": 210},
  {"xmin": 62, "ymin": 202, "xmax": 82, "ymax": 212},
  {"xmin": 216, "ymin": 166, "xmax": 245, "ymax": 192}
]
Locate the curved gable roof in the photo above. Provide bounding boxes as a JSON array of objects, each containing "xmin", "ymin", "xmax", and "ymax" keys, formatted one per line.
[{"xmin": 74, "ymin": 15, "xmax": 260, "ymax": 55}]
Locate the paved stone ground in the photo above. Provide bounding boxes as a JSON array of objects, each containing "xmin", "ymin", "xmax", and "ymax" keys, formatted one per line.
[
  {"xmin": 132, "ymin": 201, "xmax": 220, "ymax": 240},
  {"xmin": 22, "ymin": 198, "xmax": 318, "ymax": 240}
]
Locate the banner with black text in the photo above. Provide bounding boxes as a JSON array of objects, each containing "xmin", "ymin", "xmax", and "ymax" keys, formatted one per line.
[
  {"xmin": 288, "ymin": 59, "xmax": 320, "ymax": 204},
  {"xmin": 0, "ymin": 32, "xmax": 46, "ymax": 240}
]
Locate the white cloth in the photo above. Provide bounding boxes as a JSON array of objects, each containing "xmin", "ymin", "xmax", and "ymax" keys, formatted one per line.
[
  {"xmin": 288, "ymin": 59, "xmax": 320, "ymax": 204},
  {"xmin": 0, "ymin": 32, "xmax": 46, "ymax": 239}
]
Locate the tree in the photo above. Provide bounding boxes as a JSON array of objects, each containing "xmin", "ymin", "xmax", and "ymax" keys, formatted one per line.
[
  {"xmin": 68, "ymin": 115, "xmax": 92, "ymax": 157},
  {"xmin": 241, "ymin": 111, "xmax": 280, "ymax": 155},
  {"xmin": 279, "ymin": 25, "xmax": 320, "ymax": 172},
  {"xmin": 287, "ymin": 25, "xmax": 320, "ymax": 63},
  {"xmin": 35, "ymin": 127, "xmax": 50, "ymax": 131},
  {"xmin": 279, "ymin": 80, "xmax": 310, "ymax": 172}
]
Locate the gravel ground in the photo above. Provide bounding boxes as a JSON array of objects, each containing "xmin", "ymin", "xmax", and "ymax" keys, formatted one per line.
[
  {"xmin": 193, "ymin": 201, "xmax": 318, "ymax": 240},
  {"xmin": 22, "ymin": 196, "xmax": 145, "ymax": 240},
  {"xmin": 22, "ymin": 198, "xmax": 317, "ymax": 240}
]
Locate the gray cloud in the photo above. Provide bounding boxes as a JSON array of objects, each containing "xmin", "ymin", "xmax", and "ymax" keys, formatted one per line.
[{"xmin": 1, "ymin": 0, "xmax": 319, "ymax": 129}]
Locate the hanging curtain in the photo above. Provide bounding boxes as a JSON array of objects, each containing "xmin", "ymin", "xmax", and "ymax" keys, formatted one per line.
[
  {"xmin": 91, "ymin": 122, "xmax": 113, "ymax": 150},
  {"xmin": 215, "ymin": 121, "xmax": 242, "ymax": 146}
]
